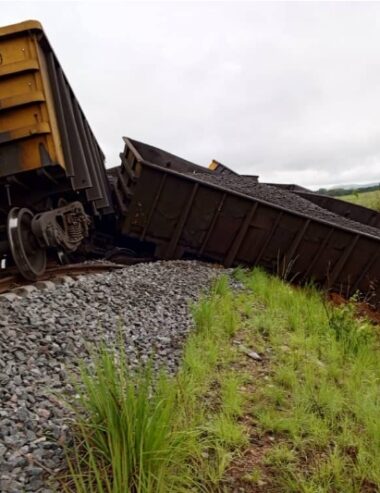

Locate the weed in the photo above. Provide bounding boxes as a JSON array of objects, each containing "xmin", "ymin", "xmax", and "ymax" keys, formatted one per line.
[
  {"xmin": 63, "ymin": 347, "xmax": 190, "ymax": 493},
  {"xmin": 204, "ymin": 414, "xmax": 248, "ymax": 449},
  {"xmin": 325, "ymin": 299, "xmax": 374, "ymax": 355},
  {"xmin": 242, "ymin": 468, "xmax": 263, "ymax": 484},
  {"xmin": 221, "ymin": 374, "xmax": 244, "ymax": 417}
]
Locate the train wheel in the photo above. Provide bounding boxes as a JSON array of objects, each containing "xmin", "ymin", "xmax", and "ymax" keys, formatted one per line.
[{"xmin": 7, "ymin": 208, "xmax": 47, "ymax": 280}]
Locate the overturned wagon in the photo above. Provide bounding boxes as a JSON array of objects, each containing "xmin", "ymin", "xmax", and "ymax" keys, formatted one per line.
[{"xmin": 113, "ymin": 138, "xmax": 380, "ymax": 308}]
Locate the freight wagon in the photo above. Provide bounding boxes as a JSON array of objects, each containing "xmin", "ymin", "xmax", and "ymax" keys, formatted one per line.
[
  {"xmin": 112, "ymin": 138, "xmax": 380, "ymax": 308},
  {"xmin": 0, "ymin": 20, "xmax": 113, "ymax": 279}
]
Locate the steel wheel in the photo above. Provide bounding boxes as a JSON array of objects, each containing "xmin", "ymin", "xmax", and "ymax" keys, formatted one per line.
[{"xmin": 7, "ymin": 207, "xmax": 47, "ymax": 280}]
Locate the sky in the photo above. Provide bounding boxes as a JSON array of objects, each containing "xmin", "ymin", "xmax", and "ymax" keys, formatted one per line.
[{"xmin": 2, "ymin": 1, "xmax": 380, "ymax": 189}]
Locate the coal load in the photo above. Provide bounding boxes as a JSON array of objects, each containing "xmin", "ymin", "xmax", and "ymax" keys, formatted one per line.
[{"xmin": 187, "ymin": 172, "xmax": 380, "ymax": 239}]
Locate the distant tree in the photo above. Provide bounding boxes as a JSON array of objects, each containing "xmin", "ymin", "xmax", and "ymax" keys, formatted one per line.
[{"xmin": 319, "ymin": 184, "xmax": 380, "ymax": 197}]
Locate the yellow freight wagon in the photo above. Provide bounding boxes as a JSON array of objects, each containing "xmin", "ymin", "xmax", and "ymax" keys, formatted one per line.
[
  {"xmin": 0, "ymin": 20, "xmax": 65, "ymax": 176},
  {"xmin": 0, "ymin": 20, "xmax": 112, "ymax": 280},
  {"xmin": 0, "ymin": 20, "xmax": 111, "ymax": 211}
]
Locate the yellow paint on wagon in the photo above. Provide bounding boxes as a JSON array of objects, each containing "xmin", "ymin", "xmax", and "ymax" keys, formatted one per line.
[
  {"xmin": 0, "ymin": 91, "xmax": 45, "ymax": 111},
  {"xmin": 208, "ymin": 160, "xmax": 219, "ymax": 171},
  {"xmin": 0, "ymin": 20, "xmax": 43, "ymax": 37},
  {"xmin": 0, "ymin": 20, "xmax": 65, "ymax": 176}
]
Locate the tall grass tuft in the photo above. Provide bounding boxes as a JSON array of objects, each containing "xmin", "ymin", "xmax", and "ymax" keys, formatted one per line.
[
  {"xmin": 325, "ymin": 299, "xmax": 374, "ymax": 355},
  {"xmin": 63, "ymin": 346, "xmax": 190, "ymax": 493}
]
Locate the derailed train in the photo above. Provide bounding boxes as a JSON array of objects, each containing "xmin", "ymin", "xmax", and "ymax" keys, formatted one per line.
[{"xmin": 1, "ymin": 20, "xmax": 379, "ymax": 307}]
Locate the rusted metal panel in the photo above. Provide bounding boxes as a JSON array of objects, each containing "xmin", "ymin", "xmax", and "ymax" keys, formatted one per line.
[
  {"xmin": 233, "ymin": 206, "xmax": 276, "ymax": 265},
  {"xmin": 164, "ymin": 183, "xmax": 199, "ymax": 259},
  {"xmin": 118, "ymin": 138, "xmax": 380, "ymax": 307},
  {"xmin": 0, "ymin": 20, "xmax": 111, "ymax": 213},
  {"xmin": 224, "ymin": 202, "xmax": 258, "ymax": 267},
  {"xmin": 128, "ymin": 138, "xmax": 212, "ymax": 174},
  {"xmin": 194, "ymin": 191, "xmax": 227, "ymax": 254}
]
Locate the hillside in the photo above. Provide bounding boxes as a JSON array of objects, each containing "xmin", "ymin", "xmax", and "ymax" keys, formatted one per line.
[{"xmin": 338, "ymin": 189, "xmax": 380, "ymax": 212}]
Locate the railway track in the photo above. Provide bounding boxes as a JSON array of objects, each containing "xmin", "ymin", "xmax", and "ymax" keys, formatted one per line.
[{"xmin": 0, "ymin": 261, "xmax": 126, "ymax": 295}]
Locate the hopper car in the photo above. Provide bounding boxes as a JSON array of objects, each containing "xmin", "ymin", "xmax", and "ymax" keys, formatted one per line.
[
  {"xmin": 1, "ymin": 20, "xmax": 379, "ymax": 309},
  {"xmin": 0, "ymin": 20, "xmax": 114, "ymax": 279},
  {"xmin": 112, "ymin": 138, "xmax": 380, "ymax": 308}
]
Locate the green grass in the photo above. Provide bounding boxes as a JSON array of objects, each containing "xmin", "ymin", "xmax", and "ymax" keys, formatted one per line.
[
  {"xmin": 235, "ymin": 268, "xmax": 380, "ymax": 492},
  {"xmin": 61, "ymin": 269, "xmax": 380, "ymax": 492},
  {"xmin": 337, "ymin": 189, "xmax": 380, "ymax": 211},
  {"xmin": 61, "ymin": 275, "xmax": 246, "ymax": 493},
  {"xmin": 64, "ymin": 356, "xmax": 183, "ymax": 493}
]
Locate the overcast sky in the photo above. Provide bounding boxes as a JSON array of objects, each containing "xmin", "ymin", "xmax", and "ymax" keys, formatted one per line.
[{"xmin": 2, "ymin": 1, "xmax": 380, "ymax": 189}]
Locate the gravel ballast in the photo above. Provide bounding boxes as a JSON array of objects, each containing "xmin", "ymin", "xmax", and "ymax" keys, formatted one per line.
[{"xmin": 0, "ymin": 261, "xmax": 223, "ymax": 493}]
